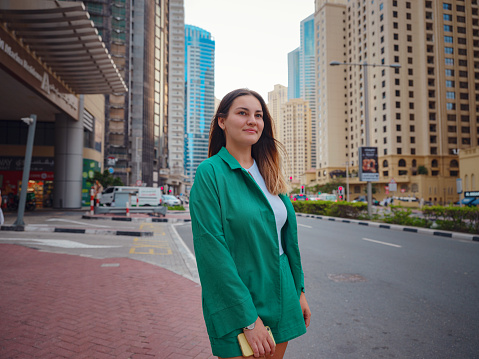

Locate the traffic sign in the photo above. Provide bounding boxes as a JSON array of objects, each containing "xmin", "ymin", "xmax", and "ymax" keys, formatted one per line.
[
  {"xmin": 136, "ymin": 180, "xmax": 142, "ymax": 186},
  {"xmin": 108, "ymin": 167, "xmax": 114, "ymax": 174},
  {"xmin": 389, "ymin": 178, "xmax": 397, "ymax": 192}
]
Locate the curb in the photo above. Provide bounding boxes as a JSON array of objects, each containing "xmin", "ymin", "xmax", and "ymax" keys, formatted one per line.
[
  {"xmin": 81, "ymin": 214, "xmax": 191, "ymax": 223},
  {"xmin": 1, "ymin": 225, "xmax": 154, "ymax": 237},
  {"xmin": 296, "ymin": 213, "xmax": 479, "ymax": 242}
]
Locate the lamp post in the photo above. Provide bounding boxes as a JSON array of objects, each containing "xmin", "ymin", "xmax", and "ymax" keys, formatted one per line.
[
  {"xmin": 13, "ymin": 115, "xmax": 37, "ymax": 230},
  {"xmin": 330, "ymin": 61, "xmax": 400, "ymax": 217}
]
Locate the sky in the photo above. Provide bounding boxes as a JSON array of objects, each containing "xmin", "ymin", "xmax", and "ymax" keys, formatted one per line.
[{"xmin": 184, "ymin": 0, "xmax": 315, "ymax": 102}]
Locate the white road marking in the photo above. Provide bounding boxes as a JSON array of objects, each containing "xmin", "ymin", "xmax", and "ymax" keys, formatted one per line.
[
  {"xmin": 298, "ymin": 224, "xmax": 313, "ymax": 228},
  {"xmin": 45, "ymin": 218, "xmax": 111, "ymax": 228},
  {"xmin": 362, "ymin": 237, "xmax": 402, "ymax": 248},
  {"xmin": 0, "ymin": 238, "xmax": 121, "ymax": 249}
]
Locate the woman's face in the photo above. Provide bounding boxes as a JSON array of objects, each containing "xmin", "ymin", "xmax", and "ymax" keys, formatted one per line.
[{"xmin": 218, "ymin": 95, "xmax": 264, "ymax": 149}]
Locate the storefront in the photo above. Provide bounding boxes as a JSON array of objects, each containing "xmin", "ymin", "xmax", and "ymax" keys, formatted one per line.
[{"xmin": 0, "ymin": 1, "xmax": 127, "ymax": 209}]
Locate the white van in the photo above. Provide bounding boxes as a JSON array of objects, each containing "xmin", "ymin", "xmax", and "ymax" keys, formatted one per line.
[{"xmin": 100, "ymin": 186, "xmax": 163, "ymax": 207}]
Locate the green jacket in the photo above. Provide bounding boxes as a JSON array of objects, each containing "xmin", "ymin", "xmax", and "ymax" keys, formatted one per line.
[{"xmin": 190, "ymin": 147, "xmax": 304, "ymax": 339}]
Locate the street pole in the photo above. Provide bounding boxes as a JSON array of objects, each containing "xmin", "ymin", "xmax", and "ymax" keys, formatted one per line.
[
  {"xmin": 346, "ymin": 161, "xmax": 350, "ymax": 202},
  {"xmin": 363, "ymin": 64, "xmax": 373, "ymax": 217},
  {"xmin": 13, "ymin": 115, "xmax": 37, "ymax": 230}
]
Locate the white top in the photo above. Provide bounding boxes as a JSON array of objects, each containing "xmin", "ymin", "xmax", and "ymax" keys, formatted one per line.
[{"xmin": 246, "ymin": 161, "xmax": 286, "ymax": 256}]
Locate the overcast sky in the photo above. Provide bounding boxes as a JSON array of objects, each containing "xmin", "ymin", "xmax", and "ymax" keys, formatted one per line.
[{"xmin": 184, "ymin": 0, "xmax": 315, "ymax": 102}]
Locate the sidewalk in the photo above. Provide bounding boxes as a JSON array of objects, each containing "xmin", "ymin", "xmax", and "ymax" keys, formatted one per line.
[{"xmin": 0, "ymin": 243, "xmax": 214, "ymax": 359}]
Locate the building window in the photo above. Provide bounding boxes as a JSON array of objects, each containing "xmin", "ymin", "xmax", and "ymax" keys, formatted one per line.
[
  {"xmin": 443, "ymin": 3, "xmax": 452, "ymax": 10},
  {"xmin": 446, "ymin": 80, "xmax": 455, "ymax": 87},
  {"xmin": 444, "ymin": 14, "xmax": 453, "ymax": 21},
  {"xmin": 446, "ymin": 103, "xmax": 456, "ymax": 110},
  {"xmin": 446, "ymin": 91, "xmax": 456, "ymax": 99},
  {"xmin": 445, "ymin": 36, "xmax": 453, "ymax": 43},
  {"xmin": 444, "ymin": 25, "xmax": 453, "ymax": 32},
  {"xmin": 445, "ymin": 69, "xmax": 454, "ymax": 76},
  {"xmin": 445, "ymin": 58, "xmax": 454, "ymax": 65},
  {"xmin": 445, "ymin": 47, "xmax": 454, "ymax": 54}
]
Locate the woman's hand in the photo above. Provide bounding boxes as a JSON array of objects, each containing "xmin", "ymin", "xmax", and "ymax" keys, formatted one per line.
[
  {"xmin": 300, "ymin": 292, "xmax": 311, "ymax": 328},
  {"xmin": 243, "ymin": 317, "xmax": 276, "ymax": 358}
]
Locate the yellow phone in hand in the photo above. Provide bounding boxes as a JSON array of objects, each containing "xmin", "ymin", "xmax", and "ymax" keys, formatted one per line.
[{"xmin": 237, "ymin": 326, "xmax": 275, "ymax": 357}]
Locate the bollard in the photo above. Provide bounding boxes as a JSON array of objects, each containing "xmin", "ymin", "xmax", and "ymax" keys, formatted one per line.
[
  {"xmin": 90, "ymin": 188, "xmax": 94, "ymax": 215},
  {"xmin": 126, "ymin": 201, "xmax": 130, "ymax": 217},
  {"xmin": 96, "ymin": 193, "xmax": 100, "ymax": 207},
  {"xmin": 136, "ymin": 195, "xmax": 139, "ymax": 207}
]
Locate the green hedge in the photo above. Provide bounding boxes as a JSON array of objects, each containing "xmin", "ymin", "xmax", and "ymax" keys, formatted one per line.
[
  {"xmin": 291, "ymin": 200, "xmax": 368, "ymax": 219},
  {"xmin": 382, "ymin": 206, "xmax": 428, "ymax": 227},
  {"xmin": 423, "ymin": 205, "xmax": 479, "ymax": 234}
]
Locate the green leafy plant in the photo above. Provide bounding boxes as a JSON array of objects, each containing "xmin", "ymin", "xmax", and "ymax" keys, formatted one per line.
[
  {"xmin": 418, "ymin": 165, "xmax": 428, "ymax": 175},
  {"xmin": 86, "ymin": 170, "xmax": 124, "ymax": 188}
]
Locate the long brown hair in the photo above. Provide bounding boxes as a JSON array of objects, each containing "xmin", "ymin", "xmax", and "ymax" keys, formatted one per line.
[{"xmin": 209, "ymin": 89, "xmax": 289, "ymax": 195}]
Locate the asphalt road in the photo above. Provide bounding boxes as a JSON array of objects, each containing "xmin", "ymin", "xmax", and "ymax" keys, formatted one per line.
[{"xmin": 176, "ymin": 217, "xmax": 479, "ymax": 359}]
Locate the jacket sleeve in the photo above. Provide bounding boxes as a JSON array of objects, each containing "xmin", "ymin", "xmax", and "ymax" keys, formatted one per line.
[{"xmin": 190, "ymin": 162, "xmax": 258, "ymax": 338}]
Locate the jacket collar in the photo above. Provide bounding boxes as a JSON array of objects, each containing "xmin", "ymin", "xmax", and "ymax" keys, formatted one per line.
[{"xmin": 217, "ymin": 147, "xmax": 243, "ymax": 170}]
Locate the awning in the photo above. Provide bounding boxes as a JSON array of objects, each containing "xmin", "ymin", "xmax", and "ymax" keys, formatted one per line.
[{"xmin": 0, "ymin": 0, "xmax": 127, "ymax": 94}]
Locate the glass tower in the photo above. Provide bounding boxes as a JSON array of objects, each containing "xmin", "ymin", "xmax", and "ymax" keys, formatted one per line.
[
  {"xmin": 288, "ymin": 48, "xmax": 300, "ymax": 100},
  {"xmin": 299, "ymin": 14, "xmax": 317, "ymax": 168},
  {"xmin": 184, "ymin": 25, "xmax": 215, "ymax": 182}
]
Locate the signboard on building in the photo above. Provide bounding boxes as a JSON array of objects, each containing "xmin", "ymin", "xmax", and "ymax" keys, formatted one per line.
[
  {"xmin": 0, "ymin": 26, "xmax": 79, "ymax": 120},
  {"xmin": 389, "ymin": 179, "xmax": 397, "ymax": 192},
  {"xmin": 464, "ymin": 191, "xmax": 479, "ymax": 197},
  {"xmin": 359, "ymin": 147, "xmax": 379, "ymax": 182}
]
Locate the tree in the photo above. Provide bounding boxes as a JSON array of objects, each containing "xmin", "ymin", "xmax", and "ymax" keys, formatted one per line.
[
  {"xmin": 86, "ymin": 170, "xmax": 124, "ymax": 188},
  {"xmin": 418, "ymin": 165, "xmax": 428, "ymax": 175}
]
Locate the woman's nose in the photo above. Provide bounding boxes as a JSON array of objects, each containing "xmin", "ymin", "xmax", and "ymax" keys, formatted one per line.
[{"xmin": 246, "ymin": 115, "xmax": 256, "ymax": 125}]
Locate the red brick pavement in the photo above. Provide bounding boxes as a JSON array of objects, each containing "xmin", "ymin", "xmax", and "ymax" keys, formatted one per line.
[{"xmin": 0, "ymin": 244, "xmax": 214, "ymax": 359}]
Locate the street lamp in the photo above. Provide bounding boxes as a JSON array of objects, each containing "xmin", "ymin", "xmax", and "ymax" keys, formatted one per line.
[
  {"xmin": 330, "ymin": 61, "xmax": 401, "ymax": 217},
  {"xmin": 13, "ymin": 114, "xmax": 37, "ymax": 229}
]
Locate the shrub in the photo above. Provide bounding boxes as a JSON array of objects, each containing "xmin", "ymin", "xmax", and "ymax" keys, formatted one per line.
[
  {"xmin": 167, "ymin": 205, "xmax": 185, "ymax": 211},
  {"xmin": 382, "ymin": 205, "xmax": 429, "ymax": 227},
  {"xmin": 423, "ymin": 205, "xmax": 479, "ymax": 234},
  {"xmin": 292, "ymin": 200, "xmax": 367, "ymax": 219}
]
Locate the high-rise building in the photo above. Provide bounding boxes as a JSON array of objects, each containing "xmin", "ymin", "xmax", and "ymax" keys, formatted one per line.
[
  {"xmin": 267, "ymin": 84, "xmax": 288, "ymax": 141},
  {"xmin": 166, "ymin": 0, "xmax": 187, "ymax": 194},
  {"xmin": 281, "ymin": 99, "xmax": 312, "ymax": 182},
  {"xmin": 69, "ymin": 0, "xmax": 131, "ymax": 184},
  {"xmin": 184, "ymin": 25, "xmax": 215, "ymax": 183},
  {"xmin": 288, "ymin": 48, "xmax": 300, "ymax": 100},
  {"xmin": 130, "ymin": 0, "xmax": 168, "ymax": 188},
  {"xmin": 300, "ymin": 14, "xmax": 317, "ymax": 168},
  {"xmin": 315, "ymin": 0, "xmax": 479, "ymax": 205},
  {"xmin": 70, "ymin": 0, "xmax": 169, "ymax": 188}
]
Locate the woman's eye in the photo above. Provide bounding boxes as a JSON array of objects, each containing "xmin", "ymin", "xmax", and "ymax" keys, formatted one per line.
[
  {"xmin": 239, "ymin": 111, "xmax": 246, "ymax": 115},
  {"xmin": 255, "ymin": 114, "xmax": 263, "ymax": 119}
]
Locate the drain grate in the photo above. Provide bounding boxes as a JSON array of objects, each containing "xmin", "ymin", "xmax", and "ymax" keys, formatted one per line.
[{"xmin": 327, "ymin": 273, "xmax": 367, "ymax": 283}]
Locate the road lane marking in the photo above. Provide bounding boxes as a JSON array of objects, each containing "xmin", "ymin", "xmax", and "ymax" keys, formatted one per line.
[
  {"xmin": 46, "ymin": 218, "xmax": 111, "ymax": 228},
  {"xmin": 129, "ymin": 237, "xmax": 172, "ymax": 255},
  {"xmin": 298, "ymin": 224, "xmax": 313, "ymax": 228},
  {"xmin": 0, "ymin": 238, "xmax": 121, "ymax": 249},
  {"xmin": 362, "ymin": 238, "xmax": 402, "ymax": 248}
]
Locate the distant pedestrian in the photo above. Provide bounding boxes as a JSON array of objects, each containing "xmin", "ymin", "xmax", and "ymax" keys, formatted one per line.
[{"xmin": 190, "ymin": 89, "xmax": 311, "ymax": 359}]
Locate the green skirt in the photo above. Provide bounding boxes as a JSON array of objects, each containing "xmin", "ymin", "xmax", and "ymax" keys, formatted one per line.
[{"xmin": 209, "ymin": 254, "xmax": 307, "ymax": 358}]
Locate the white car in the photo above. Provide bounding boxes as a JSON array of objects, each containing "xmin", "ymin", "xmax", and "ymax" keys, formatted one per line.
[{"xmin": 162, "ymin": 195, "xmax": 181, "ymax": 206}]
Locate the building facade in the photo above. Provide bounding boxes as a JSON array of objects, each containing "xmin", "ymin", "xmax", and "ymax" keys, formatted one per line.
[
  {"xmin": 288, "ymin": 48, "xmax": 301, "ymax": 100},
  {"xmin": 166, "ymin": 0, "xmax": 187, "ymax": 194},
  {"xmin": 300, "ymin": 14, "xmax": 317, "ymax": 169},
  {"xmin": 314, "ymin": 0, "xmax": 479, "ymax": 205},
  {"xmin": 281, "ymin": 99, "xmax": 312, "ymax": 183},
  {"xmin": 184, "ymin": 25, "xmax": 215, "ymax": 183},
  {"xmin": 0, "ymin": 1, "xmax": 126, "ymax": 209},
  {"xmin": 267, "ymin": 84, "xmax": 288, "ymax": 141}
]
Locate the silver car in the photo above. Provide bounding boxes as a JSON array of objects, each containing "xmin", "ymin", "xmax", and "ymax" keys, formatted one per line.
[{"xmin": 162, "ymin": 195, "xmax": 181, "ymax": 206}]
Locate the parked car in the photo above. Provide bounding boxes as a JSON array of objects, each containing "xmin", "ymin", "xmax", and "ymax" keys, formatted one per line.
[
  {"xmin": 162, "ymin": 195, "xmax": 181, "ymax": 206},
  {"xmin": 100, "ymin": 186, "xmax": 163, "ymax": 207},
  {"xmin": 292, "ymin": 194, "xmax": 309, "ymax": 201}
]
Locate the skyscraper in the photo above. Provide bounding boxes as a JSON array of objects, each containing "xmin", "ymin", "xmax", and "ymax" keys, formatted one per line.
[
  {"xmin": 288, "ymin": 48, "xmax": 300, "ymax": 100},
  {"xmin": 299, "ymin": 14, "xmax": 317, "ymax": 168},
  {"xmin": 184, "ymin": 25, "xmax": 215, "ymax": 183},
  {"xmin": 315, "ymin": 0, "xmax": 479, "ymax": 205},
  {"xmin": 267, "ymin": 84, "xmax": 288, "ymax": 142},
  {"xmin": 68, "ymin": 0, "xmax": 169, "ymax": 188},
  {"xmin": 167, "ymin": 0, "xmax": 187, "ymax": 194},
  {"xmin": 281, "ymin": 99, "xmax": 312, "ymax": 182}
]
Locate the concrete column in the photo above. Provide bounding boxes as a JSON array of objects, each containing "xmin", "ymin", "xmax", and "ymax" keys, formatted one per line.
[{"xmin": 53, "ymin": 108, "xmax": 84, "ymax": 209}]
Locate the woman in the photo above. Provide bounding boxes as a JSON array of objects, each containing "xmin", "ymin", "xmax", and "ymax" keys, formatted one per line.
[{"xmin": 190, "ymin": 89, "xmax": 311, "ymax": 358}]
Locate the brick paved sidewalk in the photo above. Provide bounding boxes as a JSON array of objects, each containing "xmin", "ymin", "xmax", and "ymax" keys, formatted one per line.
[{"xmin": 0, "ymin": 244, "xmax": 214, "ymax": 359}]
